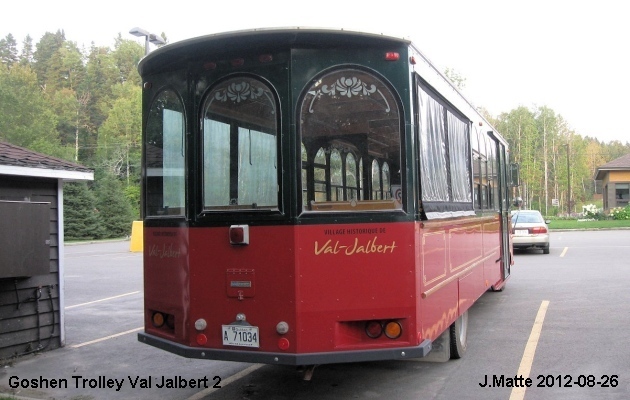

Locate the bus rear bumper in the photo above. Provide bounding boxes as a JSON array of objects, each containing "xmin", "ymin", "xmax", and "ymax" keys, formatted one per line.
[{"xmin": 138, "ymin": 332, "xmax": 432, "ymax": 365}]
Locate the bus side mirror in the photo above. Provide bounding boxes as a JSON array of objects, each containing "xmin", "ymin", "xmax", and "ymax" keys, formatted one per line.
[
  {"xmin": 509, "ymin": 163, "xmax": 520, "ymax": 187},
  {"xmin": 513, "ymin": 196, "xmax": 523, "ymax": 208}
]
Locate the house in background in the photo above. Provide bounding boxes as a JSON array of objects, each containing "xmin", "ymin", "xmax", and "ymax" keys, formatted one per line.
[
  {"xmin": 0, "ymin": 142, "xmax": 93, "ymax": 360},
  {"xmin": 594, "ymin": 153, "xmax": 630, "ymax": 212}
]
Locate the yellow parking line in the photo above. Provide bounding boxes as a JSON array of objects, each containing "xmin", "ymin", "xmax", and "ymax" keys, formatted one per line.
[
  {"xmin": 560, "ymin": 247, "xmax": 569, "ymax": 257},
  {"xmin": 71, "ymin": 327, "xmax": 143, "ymax": 348},
  {"xmin": 509, "ymin": 300, "xmax": 549, "ymax": 400}
]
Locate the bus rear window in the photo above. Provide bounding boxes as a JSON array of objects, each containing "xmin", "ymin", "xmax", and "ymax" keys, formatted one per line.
[
  {"xmin": 145, "ymin": 89, "xmax": 186, "ymax": 217},
  {"xmin": 202, "ymin": 77, "xmax": 279, "ymax": 211},
  {"xmin": 300, "ymin": 69, "xmax": 402, "ymax": 212}
]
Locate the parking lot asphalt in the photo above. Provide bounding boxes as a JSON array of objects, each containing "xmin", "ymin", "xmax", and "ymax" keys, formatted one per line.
[{"xmin": 0, "ymin": 241, "xmax": 251, "ymax": 400}]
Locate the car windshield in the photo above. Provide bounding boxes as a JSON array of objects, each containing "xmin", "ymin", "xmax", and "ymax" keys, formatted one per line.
[{"xmin": 512, "ymin": 212, "xmax": 543, "ymax": 223}]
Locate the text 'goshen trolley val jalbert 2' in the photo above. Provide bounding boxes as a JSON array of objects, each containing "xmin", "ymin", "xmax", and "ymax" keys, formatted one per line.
[{"xmin": 137, "ymin": 27, "xmax": 516, "ymax": 378}]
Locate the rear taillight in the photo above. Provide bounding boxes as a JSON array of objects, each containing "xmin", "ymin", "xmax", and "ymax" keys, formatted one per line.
[
  {"xmin": 152, "ymin": 312, "xmax": 164, "ymax": 327},
  {"xmin": 151, "ymin": 311, "xmax": 175, "ymax": 331},
  {"xmin": 530, "ymin": 227, "xmax": 548, "ymax": 234},
  {"xmin": 365, "ymin": 320, "xmax": 403, "ymax": 339},
  {"xmin": 384, "ymin": 321, "xmax": 402, "ymax": 339},
  {"xmin": 365, "ymin": 321, "xmax": 383, "ymax": 338}
]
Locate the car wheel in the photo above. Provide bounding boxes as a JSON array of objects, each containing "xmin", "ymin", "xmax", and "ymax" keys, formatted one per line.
[{"xmin": 543, "ymin": 245, "xmax": 550, "ymax": 254}]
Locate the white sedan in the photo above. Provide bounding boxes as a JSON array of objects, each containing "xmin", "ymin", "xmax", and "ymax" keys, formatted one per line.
[{"xmin": 511, "ymin": 210, "xmax": 550, "ymax": 254}]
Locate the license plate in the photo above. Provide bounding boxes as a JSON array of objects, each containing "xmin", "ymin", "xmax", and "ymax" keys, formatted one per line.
[
  {"xmin": 222, "ymin": 325, "xmax": 259, "ymax": 348},
  {"xmin": 515, "ymin": 229, "xmax": 529, "ymax": 236}
]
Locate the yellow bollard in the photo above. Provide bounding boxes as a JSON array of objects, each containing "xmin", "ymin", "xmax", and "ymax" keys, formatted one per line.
[{"xmin": 129, "ymin": 220, "xmax": 143, "ymax": 252}]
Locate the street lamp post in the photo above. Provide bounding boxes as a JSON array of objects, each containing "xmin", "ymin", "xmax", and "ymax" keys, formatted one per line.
[
  {"xmin": 566, "ymin": 143, "xmax": 571, "ymax": 216},
  {"xmin": 129, "ymin": 27, "xmax": 165, "ymax": 55}
]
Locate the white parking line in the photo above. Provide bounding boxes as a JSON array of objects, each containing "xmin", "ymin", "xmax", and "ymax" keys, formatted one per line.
[
  {"xmin": 560, "ymin": 247, "xmax": 569, "ymax": 257},
  {"xmin": 65, "ymin": 291, "xmax": 141, "ymax": 309},
  {"xmin": 71, "ymin": 327, "xmax": 143, "ymax": 348},
  {"xmin": 509, "ymin": 300, "xmax": 550, "ymax": 400}
]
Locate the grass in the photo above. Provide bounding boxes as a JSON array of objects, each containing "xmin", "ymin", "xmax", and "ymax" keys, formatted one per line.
[{"xmin": 548, "ymin": 219, "xmax": 630, "ymax": 230}]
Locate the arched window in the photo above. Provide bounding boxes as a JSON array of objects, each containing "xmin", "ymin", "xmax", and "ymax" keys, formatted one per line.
[
  {"xmin": 300, "ymin": 68, "xmax": 402, "ymax": 212},
  {"xmin": 202, "ymin": 77, "xmax": 278, "ymax": 210},
  {"xmin": 372, "ymin": 159, "xmax": 381, "ymax": 200},
  {"xmin": 330, "ymin": 149, "xmax": 343, "ymax": 201},
  {"xmin": 346, "ymin": 153, "xmax": 358, "ymax": 201},
  {"xmin": 314, "ymin": 147, "xmax": 327, "ymax": 202},
  {"xmin": 145, "ymin": 89, "xmax": 185, "ymax": 217},
  {"xmin": 382, "ymin": 162, "xmax": 391, "ymax": 199}
]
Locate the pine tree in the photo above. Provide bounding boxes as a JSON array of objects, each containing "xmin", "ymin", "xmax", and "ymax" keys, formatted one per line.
[
  {"xmin": 0, "ymin": 33, "xmax": 19, "ymax": 68},
  {"xmin": 63, "ymin": 181, "xmax": 104, "ymax": 240},
  {"xmin": 33, "ymin": 30, "xmax": 66, "ymax": 87},
  {"xmin": 20, "ymin": 35, "xmax": 34, "ymax": 66},
  {"xmin": 95, "ymin": 176, "xmax": 135, "ymax": 238}
]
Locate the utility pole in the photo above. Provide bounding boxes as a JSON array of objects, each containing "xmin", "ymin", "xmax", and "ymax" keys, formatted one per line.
[{"xmin": 566, "ymin": 143, "xmax": 571, "ymax": 215}]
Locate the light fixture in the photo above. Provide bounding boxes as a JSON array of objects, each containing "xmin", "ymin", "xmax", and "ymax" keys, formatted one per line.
[{"xmin": 129, "ymin": 27, "xmax": 165, "ymax": 55}]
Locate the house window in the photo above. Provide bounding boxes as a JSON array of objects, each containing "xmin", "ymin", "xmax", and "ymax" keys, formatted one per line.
[{"xmin": 616, "ymin": 183, "xmax": 629, "ymax": 207}]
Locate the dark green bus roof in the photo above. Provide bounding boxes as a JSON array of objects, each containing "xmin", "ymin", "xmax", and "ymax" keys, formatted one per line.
[{"xmin": 138, "ymin": 28, "xmax": 412, "ymax": 76}]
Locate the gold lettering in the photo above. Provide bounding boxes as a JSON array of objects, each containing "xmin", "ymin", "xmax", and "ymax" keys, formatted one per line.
[{"xmin": 314, "ymin": 236, "xmax": 397, "ymax": 256}]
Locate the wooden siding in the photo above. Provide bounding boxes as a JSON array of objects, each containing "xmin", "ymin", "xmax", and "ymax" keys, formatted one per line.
[
  {"xmin": 0, "ymin": 175, "xmax": 61, "ymax": 360},
  {"xmin": 608, "ymin": 170, "xmax": 630, "ymax": 182}
]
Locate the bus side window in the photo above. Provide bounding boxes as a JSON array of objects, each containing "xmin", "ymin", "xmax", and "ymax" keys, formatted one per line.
[{"xmin": 299, "ymin": 69, "xmax": 402, "ymax": 212}]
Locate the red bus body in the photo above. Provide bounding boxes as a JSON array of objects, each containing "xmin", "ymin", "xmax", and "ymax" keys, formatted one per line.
[{"xmin": 142, "ymin": 216, "xmax": 505, "ymax": 364}]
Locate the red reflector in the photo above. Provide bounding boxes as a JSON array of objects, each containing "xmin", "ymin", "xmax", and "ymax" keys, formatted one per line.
[
  {"xmin": 230, "ymin": 227, "xmax": 244, "ymax": 243},
  {"xmin": 229, "ymin": 225, "xmax": 249, "ymax": 245},
  {"xmin": 231, "ymin": 58, "xmax": 245, "ymax": 67},
  {"xmin": 278, "ymin": 338, "xmax": 290, "ymax": 350},
  {"xmin": 203, "ymin": 62, "xmax": 217, "ymax": 70},
  {"xmin": 259, "ymin": 54, "xmax": 273, "ymax": 63},
  {"xmin": 385, "ymin": 52, "xmax": 400, "ymax": 61},
  {"xmin": 196, "ymin": 333, "xmax": 208, "ymax": 345}
]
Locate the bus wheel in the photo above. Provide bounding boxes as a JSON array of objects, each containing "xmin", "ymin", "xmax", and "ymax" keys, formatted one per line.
[{"xmin": 449, "ymin": 310, "xmax": 468, "ymax": 359}]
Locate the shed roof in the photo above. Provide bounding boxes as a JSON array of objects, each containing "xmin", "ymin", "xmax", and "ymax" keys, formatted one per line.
[
  {"xmin": 594, "ymin": 153, "xmax": 630, "ymax": 181},
  {"xmin": 0, "ymin": 142, "xmax": 93, "ymax": 181}
]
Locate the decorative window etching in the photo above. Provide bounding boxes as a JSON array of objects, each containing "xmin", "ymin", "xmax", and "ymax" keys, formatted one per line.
[
  {"xmin": 207, "ymin": 80, "xmax": 276, "ymax": 115},
  {"xmin": 307, "ymin": 76, "xmax": 391, "ymax": 113}
]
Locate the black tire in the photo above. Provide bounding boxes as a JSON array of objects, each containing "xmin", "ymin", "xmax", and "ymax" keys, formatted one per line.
[
  {"xmin": 449, "ymin": 310, "xmax": 468, "ymax": 359},
  {"xmin": 543, "ymin": 245, "xmax": 550, "ymax": 254}
]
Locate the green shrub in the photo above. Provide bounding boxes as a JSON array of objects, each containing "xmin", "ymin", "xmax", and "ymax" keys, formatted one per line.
[{"xmin": 610, "ymin": 205, "xmax": 630, "ymax": 220}]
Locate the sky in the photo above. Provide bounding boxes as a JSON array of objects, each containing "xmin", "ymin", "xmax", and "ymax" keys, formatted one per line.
[{"xmin": 3, "ymin": 0, "xmax": 629, "ymax": 144}]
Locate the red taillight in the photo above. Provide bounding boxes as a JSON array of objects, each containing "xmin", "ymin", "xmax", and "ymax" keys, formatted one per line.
[
  {"xmin": 530, "ymin": 227, "xmax": 548, "ymax": 234},
  {"xmin": 385, "ymin": 52, "xmax": 400, "ymax": 61},
  {"xmin": 166, "ymin": 314, "xmax": 175, "ymax": 329},
  {"xmin": 365, "ymin": 321, "xmax": 383, "ymax": 338}
]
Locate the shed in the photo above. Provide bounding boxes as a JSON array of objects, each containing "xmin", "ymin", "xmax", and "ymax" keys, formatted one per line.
[
  {"xmin": 0, "ymin": 142, "xmax": 93, "ymax": 360},
  {"xmin": 594, "ymin": 153, "xmax": 630, "ymax": 212}
]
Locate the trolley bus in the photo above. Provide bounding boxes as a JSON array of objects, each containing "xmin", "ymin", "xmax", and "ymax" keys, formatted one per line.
[{"xmin": 137, "ymin": 28, "xmax": 514, "ymax": 375}]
